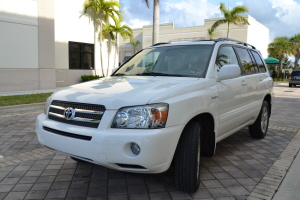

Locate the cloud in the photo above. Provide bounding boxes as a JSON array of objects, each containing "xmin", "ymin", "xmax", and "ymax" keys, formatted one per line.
[
  {"xmin": 120, "ymin": 0, "xmax": 300, "ymax": 43},
  {"xmin": 243, "ymin": 0, "xmax": 300, "ymax": 41},
  {"xmin": 120, "ymin": 0, "xmax": 220, "ymax": 28}
]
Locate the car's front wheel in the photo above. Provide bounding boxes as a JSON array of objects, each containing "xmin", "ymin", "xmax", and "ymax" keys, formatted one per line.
[
  {"xmin": 174, "ymin": 121, "xmax": 201, "ymax": 192},
  {"xmin": 249, "ymin": 100, "xmax": 270, "ymax": 139}
]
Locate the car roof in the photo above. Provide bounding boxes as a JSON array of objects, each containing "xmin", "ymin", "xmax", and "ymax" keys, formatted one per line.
[{"xmin": 145, "ymin": 38, "xmax": 258, "ymax": 51}]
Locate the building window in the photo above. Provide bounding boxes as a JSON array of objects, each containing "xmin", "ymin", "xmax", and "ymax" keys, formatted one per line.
[{"xmin": 69, "ymin": 42, "xmax": 94, "ymax": 69}]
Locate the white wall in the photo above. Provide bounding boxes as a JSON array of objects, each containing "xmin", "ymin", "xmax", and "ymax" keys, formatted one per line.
[
  {"xmin": 54, "ymin": 0, "xmax": 118, "ymax": 74},
  {"xmin": 0, "ymin": 0, "xmax": 38, "ymax": 69},
  {"xmin": 247, "ymin": 16, "xmax": 269, "ymax": 58}
]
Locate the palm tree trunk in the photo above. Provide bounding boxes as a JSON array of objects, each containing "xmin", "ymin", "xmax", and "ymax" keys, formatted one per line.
[
  {"xmin": 152, "ymin": 0, "xmax": 159, "ymax": 44},
  {"xmin": 227, "ymin": 22, "xmax": 230, "ymax": 38},
  {"xmin": 99, "ymin": 23, "xmax": 105, "ymax": 77},
  {"xmin": 106, "ymin": 40, "xmax": 110, "ymax": 77},
  {"xmin": 115, "ymin": 35, "xmax": 119, "ymax": 69},
  {"xmin": 93, "ymin": 15, "xmax": 97, "ymax": 76},
  {"xmin": 113, "ymin": 35, "xmax": 118, "ymax": 73},
  {"xmin": 294, "ymin": 52, "xmax": 300, "ymax": 70},
  {"xmin": 278, "ymin": 58, "xmax": 283, "ymax": 77}
]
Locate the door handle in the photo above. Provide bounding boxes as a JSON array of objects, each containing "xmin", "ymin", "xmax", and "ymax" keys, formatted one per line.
[
  {"xmin": 259, "ymin": 77, "xmax": 263, "ymax": 81},
  {"xmin": 241, "ymin": 80, "xmax": 247, "ymax": 86}
]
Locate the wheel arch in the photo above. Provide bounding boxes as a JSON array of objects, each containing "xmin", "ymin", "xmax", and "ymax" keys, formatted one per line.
[
  {"xmin": 174, "ymin": 112, "xmax": 216, "ymax": 158},
  {"xmin": 264, "ymin": 94, "xmax": 272, "ymax": 117}
]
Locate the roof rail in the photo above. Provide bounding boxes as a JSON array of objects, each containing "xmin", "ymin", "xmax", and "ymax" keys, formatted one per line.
[
  {"xmin": 215, "ymin": 38, "xmax": 256, "ymax": 49},
  {"xmin": 151, "ymin": 42, "xmax": 170, "ymax": 46}
]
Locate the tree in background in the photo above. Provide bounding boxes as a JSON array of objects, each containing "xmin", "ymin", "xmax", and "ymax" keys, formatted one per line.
[
  {"xmin": 207, "ymin": 28, "xmax": 215, "ymax": 40},
  {"xmin": 131, "ymin": 40, "xmax": 140, "ymax": 53},
  {"xmin": 142, "ymin": 0, "xmax": 160, "ymax": 44},
  {"xmin": 290, "ymin": 33, "xmax": 300, "ymax": 70},
  {"xmin": 102, "ymin": 15, "xmax": 133, "ymax": 75},
  {"xmin": 212, "ymin": 2, "xmax": 249, "ymax": 38},
  {"xmin": 268, "ymin": 37, "xmax": 293, "ymax": 75},
  {"xmin": 81, "ymin": 0, "xmax": 122, "ymax": 76}
]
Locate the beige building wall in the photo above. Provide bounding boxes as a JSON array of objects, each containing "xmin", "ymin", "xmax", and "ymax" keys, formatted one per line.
[
  {"xmin": 0, "ymin": 0, "xmax": 55, "ymax": 92},
  {"xmin": 119, "ymin": 15, "xmax": 269, "ymax": 64}
]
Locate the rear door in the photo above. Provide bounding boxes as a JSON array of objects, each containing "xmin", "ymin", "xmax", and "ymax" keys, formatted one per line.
[{"xmin": 234, "ymin": 47, "xmax": 262, "ymax": 123}]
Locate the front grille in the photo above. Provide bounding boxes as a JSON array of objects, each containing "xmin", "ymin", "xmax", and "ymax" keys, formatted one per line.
[
  {"xmin": 43, "ymin": 126, "xmax": 92, "ymax": 141},
  {"xmin": 48, "ymin": 100, "xmax": 105, "ymax": 128}
]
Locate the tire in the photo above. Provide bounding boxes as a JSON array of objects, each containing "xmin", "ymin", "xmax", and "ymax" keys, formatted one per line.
[
  {"xmin": 249, "ymin": 100, "xmax": 270, "ymax": 139},
  {"xmin": 174, "ymin": 121, "xmax": 201, "ymax": 193},
  {"xmin": 289, "ymin": 84, "xmax": 292, "ymax": 87}
]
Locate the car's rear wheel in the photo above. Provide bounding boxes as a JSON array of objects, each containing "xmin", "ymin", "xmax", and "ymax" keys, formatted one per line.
[
  {"xmin": 289, "ymin": 83, "xmax": 292, "ymax": 87},
  {"xmin": 249, "ymin": 100, "xmax": 270, "ymax": 139},
  {"xmin": 174, "ymin": 121, "xmax": 201, "ymax": 193}
]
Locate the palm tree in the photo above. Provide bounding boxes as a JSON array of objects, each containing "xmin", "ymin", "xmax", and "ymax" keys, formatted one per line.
[
  {"xmin": 81, "ymin": 0, "xmax": 122, "ymax": 76},
  {"xmin": 102, "ymin": 15, "xmax": 133, "ymax": 75},
  {"xmin": 268, "ymin": 37, "xmax": 293, "ymax": 74},
  {"xmin": 207, "ymin": 28, "xmax": 215, "ymax": 40},
  {"xmin": 142, "ymin": 0, "xmax": 160, "ymax": 44},
  {"xmin": 131, "ymin": 40, "xmax": 140, "ymax": 53},
  {"xmin": 212, "ymin": 2, "xmax": 250, "ymax": 38},
  {"xmin": 290, "ymin": 34, "xmax": 300, "ymax": 70}
]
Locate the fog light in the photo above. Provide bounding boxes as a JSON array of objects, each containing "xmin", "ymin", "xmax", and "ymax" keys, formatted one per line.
[{"xmin": 131, "ymin": 143, "xmax": 141, "ymax": 155}]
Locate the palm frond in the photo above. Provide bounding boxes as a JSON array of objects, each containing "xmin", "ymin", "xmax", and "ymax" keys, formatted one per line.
[
  {"xmin": 211, "ymin": 19, "xmax": 227, "ymax": 30},
  {"xmin": 142, "ymin": 0, "xmax": 150, "ymax": 8},
  {"xmin": 230, "ymin": 5, "xmax": 249, "ymax": 16}
]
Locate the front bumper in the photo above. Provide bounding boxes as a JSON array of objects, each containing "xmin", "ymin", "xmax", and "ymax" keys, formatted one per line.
[{"xmin": 35, "ymin": 112, "xmax": 184, "ymax": 173}]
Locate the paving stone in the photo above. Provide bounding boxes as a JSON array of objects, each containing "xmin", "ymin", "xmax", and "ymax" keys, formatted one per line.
[
  {"xmin": 31, "ymin": 182, "xmax": 52, "ymax": 191},
  {"xmin": 4, "ymin": 191, "xmax": 27, "ymax": 200},
  {"xmin": 208, "ymin": 188, "xmax": 232, "ymax": 198},
  {"xmin": 66, "ymin": 188, "xmax": 88, "ymax": 198},
  {"xmin": 45, "ymin": 189, "xmax": 68, "ymax": 199},
  {"xmin": 129, "ymin": 193, "xmax": 150, "ymax": 200},
  {"xmin": 108, "ymin": 195, "xmax": 128, "ymax": 200},
  {"xmin": 11, "ymin": 183, "xmax": 33, "ymax": 192},
  {"xmin": 226, "ymin": 187, "xmax": 249, "ymax": 196},
  {"xmin": 25, "ymin": 190, "xmax": 47, "ymax": 199},
  {"xmin": 202, "ymin": 180, "xmax": 223, "ymax": 188}
]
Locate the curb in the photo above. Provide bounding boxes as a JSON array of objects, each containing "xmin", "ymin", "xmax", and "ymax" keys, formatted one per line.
[
  {"xmin": 247, "ymin": 128, "xmax": 300, "ymax": 200},
  {"xmin": 0, "ymin": 102, "xmax": 45, "ymax": 117}
]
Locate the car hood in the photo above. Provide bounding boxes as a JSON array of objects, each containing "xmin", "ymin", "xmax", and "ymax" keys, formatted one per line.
[{"xmin": 51, "ymin": 76, "xmax": 198, "ymax": 109}]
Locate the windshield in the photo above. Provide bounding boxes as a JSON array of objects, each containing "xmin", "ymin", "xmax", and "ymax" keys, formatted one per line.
[{"xmin": 113, "ymin": 45, "xmax": 213, "ymax": 77}]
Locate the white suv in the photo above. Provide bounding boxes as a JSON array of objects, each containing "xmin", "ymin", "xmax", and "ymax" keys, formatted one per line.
[{"xmin": 36, "ymin": 38, "xmax": 273, "ymax": 192}]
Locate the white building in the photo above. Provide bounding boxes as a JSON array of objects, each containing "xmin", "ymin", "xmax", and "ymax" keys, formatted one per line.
[
  {"xmin": 119, "ymin": 15, "xmax": 269, "ymax": 63},
  {"xmin": 0, "ymin": 0, "xmax": 118, "ymax": 92}
]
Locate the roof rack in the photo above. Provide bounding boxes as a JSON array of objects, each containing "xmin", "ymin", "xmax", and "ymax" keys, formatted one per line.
[
  {"xmin": 215, "ymin": 38, "xmax": 256, "ymax": 49},
  {"xmin": 151, "ymin": 42, "xmax": 170, "ymax": 46}
]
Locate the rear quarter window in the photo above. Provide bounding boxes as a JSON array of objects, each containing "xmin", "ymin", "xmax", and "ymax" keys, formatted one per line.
[{"xmin": 251, "ymin": 51, "xmax": 266, "ymax": 73}]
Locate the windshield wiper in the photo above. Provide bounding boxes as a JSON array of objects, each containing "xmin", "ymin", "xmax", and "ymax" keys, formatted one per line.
[
  {"xmin": 113, "ymin": 73, "xmax": 126, "ymax": 76},
  {"xmin": 136, "ymin": 72, "xmax": 183, "ymax": 77}
]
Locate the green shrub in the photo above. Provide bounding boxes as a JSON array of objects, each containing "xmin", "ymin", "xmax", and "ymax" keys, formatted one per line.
[{"xmin": 81, "ymin": 75, "xmax": 103, "ymax": 82}]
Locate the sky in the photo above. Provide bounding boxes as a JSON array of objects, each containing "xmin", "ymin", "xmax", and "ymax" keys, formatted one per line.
[{"xmin": 119, "ymin": 0, "xmax": 300, "ymax": 42}]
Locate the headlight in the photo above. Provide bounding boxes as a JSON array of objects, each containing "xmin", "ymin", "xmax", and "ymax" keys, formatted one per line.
[
  {"xmin": 44, "ymin": 96, "xmax": 52, "ymax": 114},
  {"xmin": 112, "ymin": 103, "xmax": 169, "ymax": 129}
]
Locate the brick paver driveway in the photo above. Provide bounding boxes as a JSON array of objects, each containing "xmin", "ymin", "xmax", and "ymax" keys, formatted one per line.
[{"xmin": 0, "ymin": 84, "xmax": 299, "ymax": 200}]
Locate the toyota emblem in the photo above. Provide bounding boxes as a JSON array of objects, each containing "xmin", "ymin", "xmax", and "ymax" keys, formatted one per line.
[{"xmin": 64, "ymin": 107, "xmax": 75, "ymax": 120}]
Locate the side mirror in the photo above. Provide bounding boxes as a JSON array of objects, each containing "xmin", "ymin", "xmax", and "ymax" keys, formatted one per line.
[{"xmin": 217, "ymin": 64, "xmax": 241, "ymax": 81}]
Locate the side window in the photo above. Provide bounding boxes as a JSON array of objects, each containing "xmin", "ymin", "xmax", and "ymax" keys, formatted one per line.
[
  {"xmin": 235, "ymin": 47, "xmax": 258, "ymax": 74},
  {"xmin": 215, "ymin": 46, "xmax": 239, "ymax": 71},
  {"xmin": 251, "ymin": 51, "xmax": 266, "ymax": 72}
]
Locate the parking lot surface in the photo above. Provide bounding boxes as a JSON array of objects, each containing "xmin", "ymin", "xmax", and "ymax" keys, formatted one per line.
[{"xmin": 0, "ymin": 84, "xmax": 299, "ymax": 200}]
